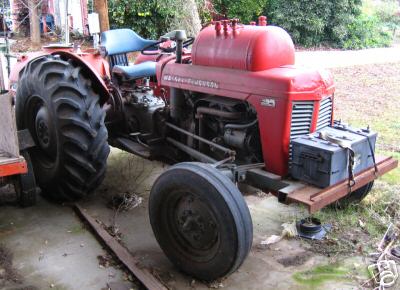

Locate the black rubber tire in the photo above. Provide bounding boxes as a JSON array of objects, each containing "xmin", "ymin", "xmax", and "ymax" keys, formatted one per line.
[
  {"xmin": 16, "ymin": 55, "xmax": 110, "ymax": 201},
  {"xmin": 149, "ymin": 162, "xmax": 253, "ymax": 281},
  {"xmin": 334, "ymin": 181, "xmax": 374, "ymax": 208},
  {"xmin": 297, "ymin": 218, "xmax": 322, "ymax": 234},
  {"xmin": 14, "ymin": 151, "xmax": 37, "ymax": 207}
]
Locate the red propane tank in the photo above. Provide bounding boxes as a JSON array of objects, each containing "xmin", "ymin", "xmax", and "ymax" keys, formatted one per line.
[{"xmin": 192, "ymin": 23, "xmax": 295, "ymax": 71}]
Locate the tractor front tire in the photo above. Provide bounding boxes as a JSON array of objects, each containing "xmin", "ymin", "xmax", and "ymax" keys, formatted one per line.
[
  {"xmin": 149, "ymin": 162, "xmax": 253, "ymax": 281},
  {"xmin": 16, "ymin": 55, "xmax": 110, "ymax": 201}
]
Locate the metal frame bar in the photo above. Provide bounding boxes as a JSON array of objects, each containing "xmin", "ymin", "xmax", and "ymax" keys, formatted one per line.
[
  {"xmin": 165, "ymin": 122, "xmax": 236, "ymax": 157},
  {"xmin": 0, "ymin": 158, "xmax": 27, "ymax": 177}
]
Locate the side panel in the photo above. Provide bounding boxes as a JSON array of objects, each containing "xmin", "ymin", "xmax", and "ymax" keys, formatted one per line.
[{"xmin": 247, "ymin": 95, "xmax": 290, "ymax": 176}]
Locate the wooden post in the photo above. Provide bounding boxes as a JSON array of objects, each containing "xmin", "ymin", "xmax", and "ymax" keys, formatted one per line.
[
  {"xmin": 93, "ymin": 0, "xmax": 109, "ymax": 32},
  {"xmin": 28, "ymin": 0, "xmax": 41, "ymax": 45}
]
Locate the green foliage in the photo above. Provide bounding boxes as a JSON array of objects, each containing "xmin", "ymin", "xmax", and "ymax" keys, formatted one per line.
[
  {"xmin": 342, "ymin": 13, "xmax": 392, "ymax": 49},
  {"xmin": 108, "ymin": 0, "xmax": 180, "ymax": 39},
  {"xmin": 374, "ymin": 0, "xmax": 400, "ymax": 36},
  {"xmin": 212, "ymin": 0, "xmax": 267, "ymax": 23},
  {"xmin": 108, "ymin": 0, "xmax": 397, "ymax": 49},
  {"xmin": 266, "ymin": 0, "xmax": 362, "ymax": 47}
]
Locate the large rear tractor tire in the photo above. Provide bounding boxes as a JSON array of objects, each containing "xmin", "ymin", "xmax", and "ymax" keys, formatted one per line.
[
  {"xmin": 149, "ymin": 162, "xmax": 253, "ymax": 281},
  {"xmin": 16, "ymin": 55, "xmax": 110, "ymax": 201}
]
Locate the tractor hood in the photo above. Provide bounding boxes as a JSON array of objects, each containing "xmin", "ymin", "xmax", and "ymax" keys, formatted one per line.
[{"xmin": 159, "ymin": 63, "xmax": 334, "ymax": 101}]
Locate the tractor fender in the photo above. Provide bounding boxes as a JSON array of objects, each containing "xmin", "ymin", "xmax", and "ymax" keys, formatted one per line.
[
  {"xmin": 53, "ymin": 50, "xmax": 111, "ymax": 104},
  {"xmin": 10, "ymin": 50, "xmax": 111, "ymax": 104},
  {"xmin": 9, "ymin": 51, "xmax": 49, "ymax": 94}
]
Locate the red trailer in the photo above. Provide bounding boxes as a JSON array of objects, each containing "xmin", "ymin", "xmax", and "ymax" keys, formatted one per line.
[{"xmin": 0, "ymin": 91, "xmax": 37, "ymax": 206}]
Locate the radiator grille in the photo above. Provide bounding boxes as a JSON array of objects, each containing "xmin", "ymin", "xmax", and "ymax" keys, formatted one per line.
[
  {"xmin": 289, "ymin": 101, "xmax": 315, "ymax": 165},
  {"xmin": 290, "ymin": 101, "xmax": 314, "ymax": 139},
  {"xmin": 316, "ymin": 97, "xmax": 333, "ymax": 131}
]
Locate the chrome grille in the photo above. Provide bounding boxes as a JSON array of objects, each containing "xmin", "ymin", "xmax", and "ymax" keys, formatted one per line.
[
  {"xmin": 290, "ymin": 101, "xmax": 314, "ymax": 139},
  {"xmin": 316, "ymin": 97, "xmax": 333, "ymax": 131},
  {"xmin": 289, "ymin": 101, "xmax": 314, "ymax": 165}
]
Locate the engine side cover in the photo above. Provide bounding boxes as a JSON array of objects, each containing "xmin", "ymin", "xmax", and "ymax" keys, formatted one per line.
[{"xmin": 192, "ymin": 24, "xmax": 295, "ymax": 71}]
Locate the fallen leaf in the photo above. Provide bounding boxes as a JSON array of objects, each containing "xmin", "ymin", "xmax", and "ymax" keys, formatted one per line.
[
  {"xmin": 282, "ymin": 222, "xmax": 298, "ymax": 238},
  {"xmin": 260, "ymin": 235, "xmax": 282, "ymax": 245}
]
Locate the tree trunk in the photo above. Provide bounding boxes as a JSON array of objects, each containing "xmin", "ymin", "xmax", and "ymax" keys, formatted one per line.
[
  {"xmin": 29, "ymin": 0, "xmax": 40, "ymax": 45},
  {"xmin": 54, "ymin": 0, "xmax": 61, "ymax": 28},
  {"xmin": 171, "ymin": 0, "xmax": 202, "ymax": 36},
  {"xmin": 93, "ymin": 0, "xmax": 110, "ymax": 32}
]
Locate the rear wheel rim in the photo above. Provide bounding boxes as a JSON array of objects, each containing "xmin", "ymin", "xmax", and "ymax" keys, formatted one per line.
[{"xmin": 26, "ymin": 96, "xmax": 58, "ymax": 169}]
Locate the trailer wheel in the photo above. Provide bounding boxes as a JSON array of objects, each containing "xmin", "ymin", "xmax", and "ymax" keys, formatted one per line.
[
  {"xmin": 334, "ymin": 181, "xmax": 374, "ymax": 208},
  {"xmin": 14, "ymin": 151, "xmax": 38, "ymax": 207},
  {"xmin": 149, "ymin": 162, "xmax": 253, "ymax": 281},
  {"xmin": 16, "ymin": 55, "xmax": 110, "ymax": 201}
]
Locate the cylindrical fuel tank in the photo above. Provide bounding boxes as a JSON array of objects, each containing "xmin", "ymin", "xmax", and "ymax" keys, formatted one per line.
[{"xmin": 192, "ymin": 24, "xmax": 295, "ymax": 71}]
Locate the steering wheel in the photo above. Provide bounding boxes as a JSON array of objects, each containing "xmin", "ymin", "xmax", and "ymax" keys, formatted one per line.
[{"xmin": 141, "ymin": 37, "xmax": 195, "ymax": 55}]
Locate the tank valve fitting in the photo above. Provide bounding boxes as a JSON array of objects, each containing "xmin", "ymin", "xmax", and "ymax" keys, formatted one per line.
[{"xmin": 258, "ymin": 16, "xmax": 267, "ymax": 26}]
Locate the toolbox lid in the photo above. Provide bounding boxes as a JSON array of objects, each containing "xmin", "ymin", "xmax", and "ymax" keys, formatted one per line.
[{"xmin": 292, "ymin": 125, "xmax": 374, "ymax": 153}]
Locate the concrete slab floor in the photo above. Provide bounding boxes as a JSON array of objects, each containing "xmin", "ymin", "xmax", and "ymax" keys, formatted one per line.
[
  {"xmin": 0, "ymin": 148, "xmax": 367, "ymax": 290},
  {"xmin": 0, "ymin": 190, "xmax": 134, "ymax": 289}
]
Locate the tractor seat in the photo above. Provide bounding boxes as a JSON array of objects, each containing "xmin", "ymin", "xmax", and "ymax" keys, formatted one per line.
[
  {"xmin": 112, "ymin": 61, "xmax": 156, "ymax": 80},
  {"xmin": 100, "ymin": 29, "xmax": 158, "ymax": 80}
]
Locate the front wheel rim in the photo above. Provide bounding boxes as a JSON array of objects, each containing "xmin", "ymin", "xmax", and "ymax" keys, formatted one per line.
[{"xmin": 166, "ymin": 191, "xmax": 220, "ymax": 262}]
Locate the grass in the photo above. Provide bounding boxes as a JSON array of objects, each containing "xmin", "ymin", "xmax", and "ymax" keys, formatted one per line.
[
  {"xmin": 293, "ymin": 263, "xmax": 350, "ymax": 288},
  {"xmin": 378, "ymin": 151, "xmax": 400, "ymax": 184}
]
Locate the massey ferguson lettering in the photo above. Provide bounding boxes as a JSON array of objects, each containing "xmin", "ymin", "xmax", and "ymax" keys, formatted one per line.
[{"xmin": 163, "ymin": 75, "xmax": 219, "ymax": 89}]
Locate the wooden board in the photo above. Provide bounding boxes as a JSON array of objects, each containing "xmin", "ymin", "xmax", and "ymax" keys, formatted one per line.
[
  {"xmin": 0, "ymin": 92, "xmax": 19, "ymax": 158},
  {"xmin": 282, "ymin": 156, "xmax": 398, "ymax": 213},
  {"xmin": 74, "ymin": 205, "xmax": 168, "ymax": 290}
]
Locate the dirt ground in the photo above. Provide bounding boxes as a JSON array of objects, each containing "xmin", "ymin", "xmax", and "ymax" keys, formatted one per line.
[
  {"xmin": 0, "ymin": 50, "xmax": 399, "ymax": 289},
  {"xmin": 296, "ymin": 45, "xmax": 400, "ymax": 68}
]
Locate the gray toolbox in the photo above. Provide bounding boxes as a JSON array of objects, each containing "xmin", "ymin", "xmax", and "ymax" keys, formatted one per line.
[{"xmin": 290, "ymin": 123, "xmax": 377, "ymax": 188}]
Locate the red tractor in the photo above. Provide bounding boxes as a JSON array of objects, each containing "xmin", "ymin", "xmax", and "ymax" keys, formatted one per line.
[{"xmin": 9, "ymin": 19, "xmax": 398, "ymax": 281}]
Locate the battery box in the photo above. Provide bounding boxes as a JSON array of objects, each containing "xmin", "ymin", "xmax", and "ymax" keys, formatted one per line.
[{"xmin": 290, "ymin": 124, "xmax": 377, "ymax": 188}]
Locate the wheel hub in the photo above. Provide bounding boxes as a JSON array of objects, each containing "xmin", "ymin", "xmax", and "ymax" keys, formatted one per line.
[
  {"xmin": 176, "ymin": 194, "xmax": 218, "ymax": 250},
  {"xmin": 35, "ymin": 106, "xmax": 56, "ymax": 155}
]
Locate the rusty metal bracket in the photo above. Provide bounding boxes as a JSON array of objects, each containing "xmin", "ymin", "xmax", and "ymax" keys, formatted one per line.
[{"xmin": 74, "ymin": 204, "xmax": 167, "ymax": 290}]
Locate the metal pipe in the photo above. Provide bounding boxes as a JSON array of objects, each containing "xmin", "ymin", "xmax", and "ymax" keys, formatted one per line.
[
  {"xmin": 225, "ymin": 119, "xmax": 258, "ymax": 130},
  {"xmin": 170, "ymin": 87, "xmax": 184, "ymax": 120},
  {"xmin": 166, "ymin": 137, "xmax": 217, "ymax": 163},
  {"xmin": 65, "ymin": 0, "xmax": 70, "ymax": 44},
  {"xmin": 196, "ymin": 107, "xmax": 242, "ymax": 119},
  {"xmin": 176, "ymin": 38, "xmax": 183, "ymax": 64},
  {"xmin": 198, "ymin": 115, "xmax": 206, "ymax": 152},
  {"xmin": 166, "ymin": 122, "xmax": 236, "ymax": 156}
]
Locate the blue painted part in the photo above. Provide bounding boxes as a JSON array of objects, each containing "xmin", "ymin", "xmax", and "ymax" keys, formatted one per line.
[
  {"xmin": 112, "ymin": 61, "xmax": 157, "ymax": 79},
  {"xmin": 100, "ymin": 29, "xmax": 157, "ymax": 55}
]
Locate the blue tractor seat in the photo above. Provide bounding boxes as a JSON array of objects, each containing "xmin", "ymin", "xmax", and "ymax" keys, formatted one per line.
[
  {"xmin": 100, "ymin": 29, "xmax": 158, "ymax": 80},
  {"xmin": 112, "ymin": 62, "xmax": 156, "ymax": 80}
]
